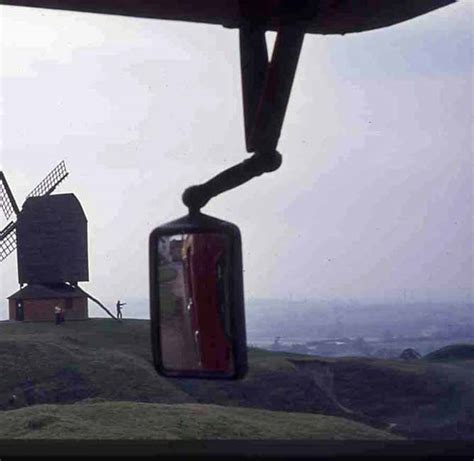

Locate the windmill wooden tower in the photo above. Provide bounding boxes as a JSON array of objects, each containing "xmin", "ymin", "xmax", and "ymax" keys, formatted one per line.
[{"xmin": 0, "ymin": 162, "xmax": 90, "ymax": 321}]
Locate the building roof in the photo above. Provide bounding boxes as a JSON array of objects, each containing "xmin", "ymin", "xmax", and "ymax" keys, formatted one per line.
[{"xmin": 7, "ymin": 283, "xmax": 86, "ymax": 300}]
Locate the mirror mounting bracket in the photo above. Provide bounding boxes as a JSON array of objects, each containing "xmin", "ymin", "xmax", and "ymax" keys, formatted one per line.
[
  {"xmin": 182, "ymin": 149, "xmax": 282, "ymax": 213},
  {"xmin": 182, "ymin": 21, "xmax": 305, "ymax": 214}
]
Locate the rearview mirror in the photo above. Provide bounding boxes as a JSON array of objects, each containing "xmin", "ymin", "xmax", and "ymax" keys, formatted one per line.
[{"xmin": 149, "ymin": 213, "xmax": 247, "ymax": 379}]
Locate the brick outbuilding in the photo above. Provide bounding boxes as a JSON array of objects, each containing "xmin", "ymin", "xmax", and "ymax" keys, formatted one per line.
[{"xmin": 8, "ymin": 283, "xmax": 88, "ymax": 322}]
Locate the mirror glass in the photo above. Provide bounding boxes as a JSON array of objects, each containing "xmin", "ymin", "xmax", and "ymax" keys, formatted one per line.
[{"xmin": 156, "ymin": 232, "xmax": 235, "ymax": 375}]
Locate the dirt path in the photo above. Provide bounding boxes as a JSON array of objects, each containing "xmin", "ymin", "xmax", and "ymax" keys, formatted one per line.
[{"xmin": 160, "ymin": 262, "xmax": 200, "ymax": 371}]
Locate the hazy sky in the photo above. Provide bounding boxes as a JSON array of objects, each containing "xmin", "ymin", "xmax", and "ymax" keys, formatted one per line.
[{"xmin": 1, "ymin": 2, "xmax": 472, "ymax": 319}]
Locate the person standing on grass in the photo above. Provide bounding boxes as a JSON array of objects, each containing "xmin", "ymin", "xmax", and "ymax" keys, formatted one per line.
[
  {"xmin": 8, "ymin": 393, "xmax": 17, "ymax": 407},
  {"xmin": 116, "ymin": 300, "xmax": 126, "ymax": 320},
  {"xmin": 54, "ymin": 305, "xmax": 61, "ymax": 325}
]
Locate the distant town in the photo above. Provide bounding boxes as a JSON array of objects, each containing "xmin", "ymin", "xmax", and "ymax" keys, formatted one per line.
[{"xmin": 244, "ymin": 299, "xmax": 474, "ymax": 359}]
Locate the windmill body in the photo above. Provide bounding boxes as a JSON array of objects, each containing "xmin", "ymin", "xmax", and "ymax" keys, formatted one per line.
[
  {"xmin": 17, "ymin": 194, "xmax": 88, "ymax": 285},
  {"xmin": 1, "ymin": 162, "xmax": 90, "ymax": 322}
]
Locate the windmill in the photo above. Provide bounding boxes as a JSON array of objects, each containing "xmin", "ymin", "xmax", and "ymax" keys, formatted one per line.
[
  {"xmin": 1, "ymin": 161, "xmax": 70, "ymax": 262},
  {"xmin": 0, "ymin": 161, "xmax": 93, "ymax": 321}
]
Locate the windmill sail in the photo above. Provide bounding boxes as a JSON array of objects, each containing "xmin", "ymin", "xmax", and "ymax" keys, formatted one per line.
[
  {"xmin": 0, "ymin": 172, "xmax": 20, "ymax": 220},
  {"xmin": 27, "ymin": 161, "xmax": 69, "ymax": 198},
  {"xmin": 1, "ymin": 161, "xmax": 69, "ymax": 264},
  {"xmin": 0, "ymin": 222, "xmax": 17, "ymax": 262}
]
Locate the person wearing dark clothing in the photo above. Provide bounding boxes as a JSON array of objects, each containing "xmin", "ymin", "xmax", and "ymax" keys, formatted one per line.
[
  {"xmin": 116, "ymin": 300, "xmax": 126, "ymax": 319},
  {"xmin": 16, "ymin": 300, "xmax": 24, "ymax": 321},
  {"xmin": 54, "ymin": 305, "xmax": 61, "ymax": 325}
]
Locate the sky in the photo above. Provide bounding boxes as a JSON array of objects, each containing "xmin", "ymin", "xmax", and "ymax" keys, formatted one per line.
[{"xmin": 0, "ymin": 1, "xmax": 472, "ymax": 319}]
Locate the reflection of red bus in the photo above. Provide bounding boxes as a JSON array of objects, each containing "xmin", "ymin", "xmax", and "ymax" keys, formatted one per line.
[{"xmin": 182, "ymin": 233, "xmax": 232, "ymax": 372}]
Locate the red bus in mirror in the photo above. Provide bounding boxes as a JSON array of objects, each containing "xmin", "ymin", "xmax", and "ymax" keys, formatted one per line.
[
  {"xmin": 149, "ymin": 213, "xmax": 247, "ymax": 380},
  {"xmin": 182, "ymin": 233, "xmax": 233, "ymax": 372}
]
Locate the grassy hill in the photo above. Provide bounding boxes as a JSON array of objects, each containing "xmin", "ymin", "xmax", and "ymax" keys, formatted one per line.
[
  {"xmin": 424, "ymin": 344, "xmax": 474, "ymax": 362},
  {"xmin": 0, "ymin": 319, "xmax": 472, "ymax": 440},
  {"xmin": 0, "ymin": 401, "xmax": 400, "ymax": 440}
]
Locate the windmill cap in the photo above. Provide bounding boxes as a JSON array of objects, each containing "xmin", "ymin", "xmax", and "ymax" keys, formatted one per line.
[{"xmin": 8, "ymin": 283, "xmax": 86, "ymax": 300}]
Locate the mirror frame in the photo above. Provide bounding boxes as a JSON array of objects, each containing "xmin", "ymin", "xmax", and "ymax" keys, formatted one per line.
[{"xmin": 149, "ymin": 212, "xmax": 247, "ymax": 379}]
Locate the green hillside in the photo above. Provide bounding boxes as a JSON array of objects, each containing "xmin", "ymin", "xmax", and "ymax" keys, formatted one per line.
[
  {"xmin": 0, "ymin": 401, "xmax": 401, "ymax": 440},
  {"xmin": 0, "ymin": 319, "xmax": 472, "ymax": 440},
  {"xmin": 424, "ymin": 344, "xmax": 474, "ymax": 362}
]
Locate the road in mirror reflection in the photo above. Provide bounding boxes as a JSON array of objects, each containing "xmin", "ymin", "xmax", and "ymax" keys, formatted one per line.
[{"xmin": 157, "ymin": 233, "xmax": 234, "ymax": 375}]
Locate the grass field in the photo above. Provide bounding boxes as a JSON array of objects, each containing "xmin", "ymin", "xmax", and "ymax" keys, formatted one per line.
[
  {"xmin": 0, "ymin": 318, "xmax": 472, "ymax": 440},
  {"xmin": 159, "ymin": 266, "xmax": 178, "ymax": 283},
  {"xmin": 424, "ymin": 344, "xmax": 474, "ymax": 362},
  {"xmin": 159, "ymin": 286, "xmax": 180, "ymax": 318},
  {"xmin": 0, "ymin": 401, "xmax": 402, "ymax": 440}
]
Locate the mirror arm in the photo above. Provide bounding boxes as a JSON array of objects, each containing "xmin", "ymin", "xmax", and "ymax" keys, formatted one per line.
[
  {"xmin": 183, "ymin": 22, "xmax": 305, "ymax": 214},
  {"xmin": 239, "ymin": 22, "xmax": 269, "ymax": 153},
  {"xmin": 247, "ymin": 24, "xmax": 306, "ymax": 154},
  {"xmin": 182, "ymin": 149, "xmax": 282, "ymax": 212}
]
